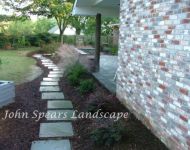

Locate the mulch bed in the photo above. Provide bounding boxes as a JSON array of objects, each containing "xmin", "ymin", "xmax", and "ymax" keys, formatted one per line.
[
  {"xmin": 59, "ymin": 74, "xmax": 169, "ymax": 150},
  {"xmin": 0, "ymin": 59, "xmax": 48, "ymax": 150},
  {"xmin": 0, "ymin": 53, "xmax": 169, "ymax": 150}
]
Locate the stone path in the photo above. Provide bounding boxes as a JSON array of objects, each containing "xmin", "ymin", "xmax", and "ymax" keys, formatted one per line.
[{"xmin": 32, "ymin": 54, "xmax": 74, "ymax": 150}]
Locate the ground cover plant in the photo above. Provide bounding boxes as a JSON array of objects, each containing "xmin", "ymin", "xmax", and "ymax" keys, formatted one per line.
[
  {"xmin": 90, "ymin": 119, "xmax": 127, "ymax": 147},
  {"xmin": 79, "ymin": 79, "xmax": 94, "ymax": 94},
  {"xmin": 67, "ymin": 63, "xmax": 87, "ymax": 86},
  {"xmin": 59, "ymin": 52, "xmax": 168, "ymax": 150}
]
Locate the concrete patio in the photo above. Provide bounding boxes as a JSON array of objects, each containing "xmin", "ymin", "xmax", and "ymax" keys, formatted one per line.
[{"xmin": 93, "ymin": 55, "xmax": 117, "ymax": 93}]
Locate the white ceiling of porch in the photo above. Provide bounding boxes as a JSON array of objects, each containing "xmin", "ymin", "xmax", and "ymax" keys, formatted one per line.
[{"xmin": 72, "ymin": 0, "xmax": 120, "ymax": 17}]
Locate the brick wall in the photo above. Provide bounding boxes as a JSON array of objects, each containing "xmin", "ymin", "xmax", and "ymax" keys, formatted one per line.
[{"xmin": 117, "ymin": 0, "xmax": 190, "ymax": 149}]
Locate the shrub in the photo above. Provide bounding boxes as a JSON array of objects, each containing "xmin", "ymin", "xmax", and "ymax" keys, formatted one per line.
[
  {"xmin": 0, "ymin": 33, "xmax": 9, "ymax": 48},
  {"xmin": 68, "ymin": 74, "xmax": 79, "ymax": 86},
  {"xmin": 87, "ymin": 94, "xmax": 127, "ymax": 113},
  {"xmin": 39, "ymin": 42, "xmax": 60, "ymax": 54},
  {"xmin": 111, "ymin": 46, "xmax": 118, "ymax": 55},
  {"xmin": 64, "ymin": 36, "xmax": 75, "ymax": 45},
  {"xmin": 91, "ymin": 119, "xmax": 127, "ymax": 147},
  {"xmin": 67, "ymin": 64, "xmax": 87, "ymax": 86},
  {"xmin": 79, "ymin": 79, "xmax": 94, "ymax": 94},
  {"xmin": 26, "ymin": 35, "xmax": 41, "ymax": 46},
  {"xmin": 0, "ymin": 58, "xmax": 2, "ymax": 65}
]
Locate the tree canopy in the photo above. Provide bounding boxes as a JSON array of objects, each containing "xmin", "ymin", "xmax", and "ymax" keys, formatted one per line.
[{"xmin": 4, "ymin": 0, "xmax": 73, "ymax": 43}]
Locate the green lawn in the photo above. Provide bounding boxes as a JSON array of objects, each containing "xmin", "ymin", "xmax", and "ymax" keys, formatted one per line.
[{"xmin": 0, "ymin": 47, "xmax": 39, "ymax": 84}]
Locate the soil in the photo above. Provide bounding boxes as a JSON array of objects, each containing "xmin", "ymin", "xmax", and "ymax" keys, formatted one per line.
[
  {"xmin": 0, "ymin": 59, "xmax": 48, "ymax": 150},
  {"xmin": 59, "ymin": 75, "xmax": 169, "ymax": 150}
]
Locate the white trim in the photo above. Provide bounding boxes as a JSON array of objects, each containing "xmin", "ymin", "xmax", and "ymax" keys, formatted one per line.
[{"xmin": 72, "ymin": 6, "xmax": 119, "ymax": 17}]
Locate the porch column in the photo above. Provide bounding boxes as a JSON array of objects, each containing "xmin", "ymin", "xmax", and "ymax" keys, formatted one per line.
[{"xmin": 94, "ymin": 13, "xmax": 101, "ymax": 72}]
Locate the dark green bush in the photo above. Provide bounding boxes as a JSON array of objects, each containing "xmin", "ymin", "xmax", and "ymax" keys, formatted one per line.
[
  {"xmin": 0, "ymin": 58, "xmax": 2, "ymax": 65},
  {"xmin": 67, "ymin": 64, "xmax": 87, "ymax": 86},
  {"xmin": 26, "ymin": 35, "xmax": 41, "ymax": 46},
  {"xmin": 63, "ymin": 36, "xmax": 75, "ymax": 45},
  {"xmin": 111, "ymin": 46, "xmax": 118, "ymax": 55},
  {"xmin": 91, "ymin": 120, "xmax": 127, "ymax": 147},
  {"xmin": 39, "ymin": 42, "xmax": 59, "ymax": 54},
  {"xmin": 0, "ymin": 33, "xmax": 9, "ymax": 48},
  {"xmin": 79, "ymin": 79, "xmax": 94, "ymax": 94},
  {"xmin": 68, "ymin": 74, "xmax": 79, "ymax": 86}
]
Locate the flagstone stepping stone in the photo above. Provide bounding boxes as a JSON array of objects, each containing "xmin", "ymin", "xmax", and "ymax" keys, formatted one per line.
[
  {"xmin": 33, "ymin": 54, "xmax": 43, "ymax": 59},
  {"xmin": 42, "ymin": 92, "xmax": 64, "ymax": 100},
  {"xmin": 49, "ymin": 72, "xmax": 63, "ymax": 75},
  {"xmin": 41, "ymin": 59, "xmax": 52, "ymax": 63},
  {"xmin": 48, "ymin": 67, "xmax": 60, "ymax": 70},
  {"xmin": 48, "ymin": 74, "xmax": 63, "ymax": 78},
  {"xmin": 31, "ymin": 140, "xmax": 71, "ymax": 150},
  {"xmin": 45, "ymin": 66, "xmax": 57, "ymax": 68},
  {"xmin": 49, "ymin": 71, "xmax": 64, "ymax": 74},
  {"xmin": 39, "ymin": 122, "xmax": 74, "ymax": 137},
  {"xmin": 43, "ymin": 64, "xmax": 55, "ymax": 66},
  {"xmin": 42, "ymin": 61, "xmax": 53, "ymax": 64},
  {"xmin": 47, "ymin": 110, "xmax": 75, "ymax": 121},
  {"xmin": 43, "ymin": 77, "xmax": 60, "ymax": 82},
  {"xmin": 40, "ymin": 86, "xmax": 60, "ymax": 92},
  {"xmin": 48, "ymin": 100, "xmax": 73, "ymax": 109},
  {"xmin": 41, "ymin": 82, "xmax": 59, "ymax": 86},
  {"xmin": 44, "ymin": 63, "xmax": 57, "ymax": 67},
  {"xmin": 53, "ymin": 68, "xmax": 63, "ymax": 71},
  {"xmin": 50, "ymin": 70, "xmax": 64, "ymax": 73}
]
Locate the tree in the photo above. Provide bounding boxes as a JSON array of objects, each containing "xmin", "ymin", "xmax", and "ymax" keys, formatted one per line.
[
  {"xmin": 5, "ymin": 20, "xmax": 34, "ymax": 36},
  {"xmin": 83, "ymin": 17, "xmax": 119, "ymax": 36},
  {"xmin": 70, "ymin": 16, "xmax": 88, "ymax": 35},
  {"xmin": 4, "ymin": 0, "xmax": 73, "ymax": 43},
  {"xmin": 34, "ymin": 18, "xmax": 56, "ymax": 34}
]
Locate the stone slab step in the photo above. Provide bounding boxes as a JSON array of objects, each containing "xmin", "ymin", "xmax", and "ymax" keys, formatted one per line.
[
  {"xmin": 48, "ymin": 100, "xmax": 73, "ymax": 109},
  {"xmin": 40, "ymin": 86, "xmax": 60, "ymax": 92},
  {"xmin": 31, "ymin": 140, "xmax": 71, "ymax": 150},
  {"xmin": 44, "ymin": 65, "xmax": 57, "ymax": 67},
  {"xmin": 47, "ymin": 110, "xmax": 75, "ymax": 121},
  {"xmin": 48, "ymin": 74, "xmax": 63, "ymax": 78},
  {"xmin": 49, "ymin": 71, "xmax": 64, "ymax": 74},
  {"xmin": 43, "ymin": 77, "xmax": 60, "ymax": 82},
  {"xmin": 53, "ymin": 68, "xmax": 63, "ymax": 71},
  {"xmin": 42, "ymin": 92, "xmax": 64, "ymax": 100},
  {"xmin": 41, "ymin": 82, "xmax": 59, "ymax": 86},
  {"xmin": 39, "ymin": 122, "xmax": 74, "ymax": 138}
]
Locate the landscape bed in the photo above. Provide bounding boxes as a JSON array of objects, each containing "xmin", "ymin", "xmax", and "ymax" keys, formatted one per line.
[
  {"xmin": 0, "ymin": 58, "xmax": 47, "ymax": 150},
  {"xmin": 59, "ymin": 70, "xmax": 169, "ymax": 150}
]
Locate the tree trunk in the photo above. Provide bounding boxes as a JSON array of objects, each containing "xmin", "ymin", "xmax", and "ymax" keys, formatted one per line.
[
  {"xmin": 59, "ymin": 30, "xmax": 64, "ymax": 44},
  {"xmin": 94, "ymin": 13, "xmax": 101, "ymax": 72},
  {"xmin": 76, "ymin": 28, "xmax": 81, "ymax": 35}
]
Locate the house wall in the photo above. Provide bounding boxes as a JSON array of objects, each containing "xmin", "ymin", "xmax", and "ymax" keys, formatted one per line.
[{"xmin": 117, "ymin": 0, "xmax": 190, "ymax": 149}]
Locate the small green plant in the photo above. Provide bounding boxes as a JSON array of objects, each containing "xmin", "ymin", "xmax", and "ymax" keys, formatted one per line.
[
  {"xmin": 111, "ymin": 46, "xmax": 118, "ymax": 55},
  {"xmin": 0, "ymin": 58, "xmax": 2, "ymax": 65},
  {"xmin": 79, "ymin": 79, "xmax": 94, "ymax": 94},
  {"xmin": 90, "ymin": 119, "xmax": 127, "ymax": 147},
  {"xmin": 67, "ymin": 64, "xmax": 87, "ymax": 86},
  {"xmin": 68, "ymin": 74, "xmax": 79, "ymax": 86}
]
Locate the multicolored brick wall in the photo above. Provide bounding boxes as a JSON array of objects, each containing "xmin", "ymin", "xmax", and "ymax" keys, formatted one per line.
[{"xmin": 117, "ymin": 0, "xmax": 190, "ymax": 149}]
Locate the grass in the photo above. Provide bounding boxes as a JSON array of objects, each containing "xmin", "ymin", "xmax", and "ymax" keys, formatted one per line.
[{"xmin": 0, "ymin": 47, "xmax": 39, "ymax": 84}]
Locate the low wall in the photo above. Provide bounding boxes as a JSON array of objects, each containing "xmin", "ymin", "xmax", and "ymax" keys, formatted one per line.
[
  {"xmin": 0, "ymin": 81, "xmax": 15, "ymax": 107},
  {"xmin": 117, "ymin": 0, "xmax": 190, "ymax": 150}
]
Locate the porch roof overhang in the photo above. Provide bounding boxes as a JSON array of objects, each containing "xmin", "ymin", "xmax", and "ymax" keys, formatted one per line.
[{"xmin": 72, "ymin": 0, "xmax": 120, "ymax": 17}]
